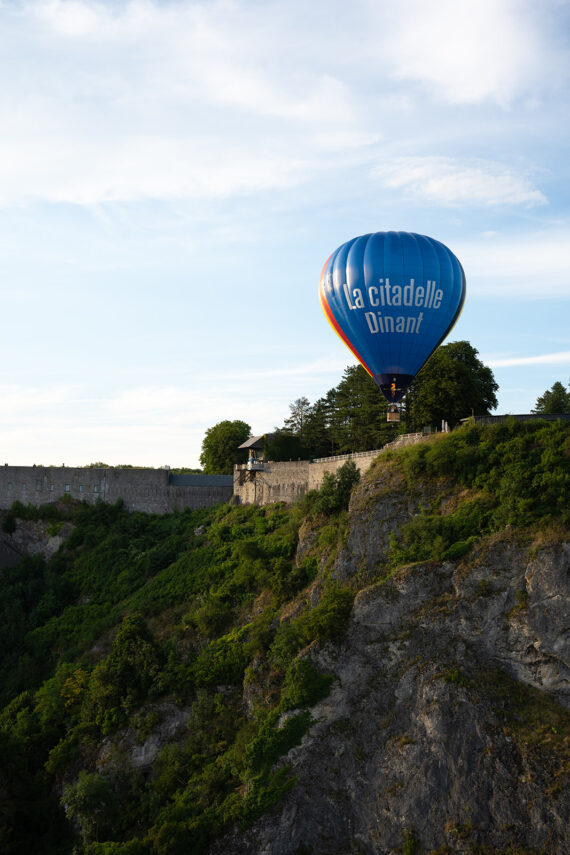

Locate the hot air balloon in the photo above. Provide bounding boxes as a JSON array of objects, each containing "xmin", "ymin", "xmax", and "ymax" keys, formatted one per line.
[{"xmin": 319, "ymin": 231, "xmax": 466, "ymax": 418}]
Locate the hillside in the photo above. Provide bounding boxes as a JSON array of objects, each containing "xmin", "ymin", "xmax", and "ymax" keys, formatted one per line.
[{"xmin": 0, "ymin": 419, "xmax": 568, "ymax": 855}]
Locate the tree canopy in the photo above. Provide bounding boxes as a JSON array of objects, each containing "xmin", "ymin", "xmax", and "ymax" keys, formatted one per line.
[
  {"xmin": 274, "ymin": 341, "xmax": 498, "ymax": 457},
  {"xmin": 283, "ymin": 397, "xmax": 312, "ymax": 443},
  {"xmin": 199, "ymin": 419, "xmax": 251, "ymax": 474},
  {"xmin": 277, "ymin": 365, "xmax": 398, "ymax": 459},
  {"xmin": 532, "ymin": 380, "xmax": 570, "ymax": 415},
  {"xmin": 199, "ymin": 341, "xmax": 499, "ymax": 467},
  {"xmin": 405, "ymin": 340, "xmax": 498, "ymax": 430}
]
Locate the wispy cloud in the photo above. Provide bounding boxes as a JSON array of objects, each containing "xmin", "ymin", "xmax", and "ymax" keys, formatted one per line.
[
  {"xmin": 487, "ymin": 350, "xmax": 570, "ymax": 368},
  {"xmin": 455, "ymin": 230, "xmax": 570, "ymax": 297},
  {"xmin": 0, "ymin": 0, "xmax": 568, "ymax": 470},
  {"xmin": 1, "ymin": 0, "xmax": 563, "ymax": 207},
  {"xmin": 0, "ymin": 384, "xmax": 75, "ymax": 416},
  {"xmin": 0, "ymin": 363, "xmax": 347, "ymax": 465},
  {"xmin": 0, "ymin": 136, "xmax": 316, "ymax": 205},
  {"xmin": 0, "ymin": 0, "xmax": 367, "ymax": 206},
  {"xmin": 373, "ymin": 157, "xmax": 546, "ymax": 207}
]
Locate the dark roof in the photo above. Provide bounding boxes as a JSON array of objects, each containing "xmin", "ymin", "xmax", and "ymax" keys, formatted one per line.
[
  {"xmin": 168, "ymin": 473, "xmax": 233, "ymax": 487},
  {"xmin": 237, "ymin": 433, "xmax": 275, "ymax": 450}
]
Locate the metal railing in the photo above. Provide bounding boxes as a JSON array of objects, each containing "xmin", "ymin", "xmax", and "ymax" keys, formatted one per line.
[
  {"xmin": 311, "ymin": 449, "xmax": 381, "ymax": 464},
  {"xmin": 311, "ymin": 433, "xmax": 424, "ymax": 464}
]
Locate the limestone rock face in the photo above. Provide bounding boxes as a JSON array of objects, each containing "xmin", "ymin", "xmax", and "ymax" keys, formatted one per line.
[
  {"xmin": 3, "ymin": 518, "xmax": 74, "ymax": 561},
  {"xmin": 97, "ymin": 702, "xmax": 192, "ymax": 772},
  {"xmin": 210, "ymin": 493, "xmax": 570, "ymax": 855},
  {"xmin": 332, "ymin": 468, "xmax": 447, "ymax": 584}
]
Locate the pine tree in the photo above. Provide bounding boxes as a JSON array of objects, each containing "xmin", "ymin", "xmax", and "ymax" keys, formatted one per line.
[{"xmin": 532, "ymin": 381, "xmax": 570, "ymax": 415}]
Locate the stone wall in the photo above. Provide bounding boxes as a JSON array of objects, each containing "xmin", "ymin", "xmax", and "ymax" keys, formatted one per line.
[
  {"xmin": 233, "ymin": 433, "xmax": 427, "ymax": 506},
  {"xmin": 0, "ymin": 466, "xmax": 233, "ymax": 514},
  {"xmin": 234, "ymin": 460, "xmax": 310, "ymax": 506},
  {"xmin": 0, "ymin": 433, "xmax": 427, "ymax": 515}
]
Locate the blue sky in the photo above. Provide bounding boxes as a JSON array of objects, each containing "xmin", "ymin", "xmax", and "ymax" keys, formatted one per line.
[{"xmin": 1, "ymin": 0, "xmax": 569, "ymax": 468}]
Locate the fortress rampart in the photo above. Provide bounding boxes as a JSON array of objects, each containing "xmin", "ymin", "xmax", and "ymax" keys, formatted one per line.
[
  {"xmin": 0, "ymin": 434, "xmax": 427, "ymax": 515},
  {"xmin": 0, "ymin": 466, "xmax": 233, "ymax": 514},
  {"xmin": 233, "ymin": 433, "xmax": 426, "ymax": 505},
  {"xmin": 1, "ymin": 417, "xmax": 563, "ymax": 516}
]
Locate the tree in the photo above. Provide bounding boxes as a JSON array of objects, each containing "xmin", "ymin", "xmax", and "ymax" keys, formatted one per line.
[
  {"xmin": 0, "ymin": 728, "xmax": 61, "ymax": 852},
  {"xmin": 264, "ymin": 431, "xmax": 304, "ymax": 461},
  {"xmin": 283, "ymin": 397, "xmax": 312, "ymax": 442},
  {"xmin": 62, "ymin": 771, "xmax": 117, "ymax": 846},
  {"xmin": 302, "ymin": 396, "xmax": 336, "ymax": 458},
  {"xmin": 532, "ymin": 381, "xmax": 570, "ymax": 414},
  {"xmin": 316, "ymin": 459, "xmax": 361, "ymax": 514},
  {"xmin": 199, "ymin": 420, "xmax": 251, "ymax": 474},
  {"xmin": 279, "ymin": 367, "xmax": 398, "ymax": 460},
  {"xmin": 406, "ymin": 341, "xmax": 498, "ymax": 430},
  {"xmin": 330, "ymin": 365, "xmax": 397, "ymax": 453},
  {"xmin": 87, "ymin": 614, "xmax": 164, "ymax": 734}
]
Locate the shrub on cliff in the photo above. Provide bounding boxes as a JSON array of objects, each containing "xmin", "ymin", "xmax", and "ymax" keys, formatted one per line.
[
  {"xmin": 303, "ymin": 459, "xmax": 361, "ymax": 516},
  {"xmin": 389, "ymin": 419, "xmax": 570, "ymax": 568}
]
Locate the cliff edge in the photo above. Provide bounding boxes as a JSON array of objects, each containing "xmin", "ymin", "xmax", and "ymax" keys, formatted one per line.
[{"xmin": 211, "ymin": 462, "xmax": 569, "ymax": 854}]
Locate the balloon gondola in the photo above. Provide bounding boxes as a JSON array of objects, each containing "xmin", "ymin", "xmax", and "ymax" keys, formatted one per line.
[
  {"xmin": 386, "ymin": 405, "xmax": 400, "ymax": 424},
  {"xmin": 319, "ymin": 231, "xmax": 466, "ymax": 420}
]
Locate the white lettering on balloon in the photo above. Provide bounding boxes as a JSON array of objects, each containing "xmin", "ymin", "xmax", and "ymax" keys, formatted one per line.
[{"xmin": 343, "ymin": 278, "xmax": 443, "ymax": 335}]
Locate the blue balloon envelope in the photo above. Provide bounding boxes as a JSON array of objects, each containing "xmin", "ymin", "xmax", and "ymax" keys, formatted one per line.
[{"xmin": 319, "ymin": 231, "xmax": 466, "ymax": 402}]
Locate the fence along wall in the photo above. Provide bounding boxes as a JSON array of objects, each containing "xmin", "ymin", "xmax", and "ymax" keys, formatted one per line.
[
  {"xmin": 233, "ymin": 433, "xmax": 426, "ymax": 506},
  {"xmin": 0, "ymin": 466, "xmax": 233, "ymax": 513}
]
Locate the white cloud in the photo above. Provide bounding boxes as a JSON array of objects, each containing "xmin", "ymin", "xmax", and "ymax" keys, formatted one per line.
[
  {"xmin": 487, "ymin": 350, "xmax": 570, "ymax": 368},
  {"xmin": 0, "ymin": 0, "xmax": 563, "ymax": 207},
  {"xmin": 455, "ymin": 230, "xmax": 570, "ymax": 297},
  {"xmin": 381, "ymin": 0, "xmax": 567, "ymax": 106},
  {"xmin": 0, "ymin": 361, "xmax": 348, "ymax": 466},
  {"xmin": 373, "ymin": 157, "xmax": 546, "ymax": 207},
  {"xmin": 0, "ymin": 135, "xmax": 313, "ymax": 205},
  {"xmin": 0, "ymin": 0, "xmax": 367, "ymax": 206},
  {"xmin": 0, "ymin": 384, "xmax": 75, "ymax": 416},
  {"xmin": 32, "ymin": 0, "xmax": 104, "ymax": 37}
]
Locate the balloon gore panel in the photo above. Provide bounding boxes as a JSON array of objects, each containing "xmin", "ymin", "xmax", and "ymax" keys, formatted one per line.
[{"xmin": 319, "ymin": 231, "xmax": 466, "ymax": 402}]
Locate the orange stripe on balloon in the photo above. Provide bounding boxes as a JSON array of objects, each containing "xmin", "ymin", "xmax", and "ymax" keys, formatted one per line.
[{"xmin": 319, "ymin": 275, "xmax": 374, "ymax": 378}]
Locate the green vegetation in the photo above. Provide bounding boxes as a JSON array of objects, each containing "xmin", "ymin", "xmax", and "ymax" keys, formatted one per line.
[
  {"xmin": 387, "ymin": 418, "xmax": 569, "ymax": 568},
  {"xmin": 404, "ymin": 340, "xmax": 498, "ymax": 429},
  {"xmin": 197, "ymin": 340, "xmax": 498, "ymax": 467},
  {"xmin": 532, "ymin": 379, "xmax": 570, "ymax": 414},
  {"xmin": 300, "ymin": 459, "xmax": 361, "ymax": 516},
  {"xmin": 199, "ymin": 419, "xmax": 251, "ymax": 474},
  {"xmin": 0, "ymin": 420, "xmax": 568, "ymax": 853},
  {"xmin": 0, "ymin": 466, "xmax": 358, "ymax": 853},
  {"xmin": 272, "ymin": 341, "xmax": 498, "ymax": 458},
  {"xmin": 402, "ymin": 827, "xmax": 420, "ymax": 855},
  {"xmin": 277, "ymin": 364, "xmax": 399, "ymax": 458}
]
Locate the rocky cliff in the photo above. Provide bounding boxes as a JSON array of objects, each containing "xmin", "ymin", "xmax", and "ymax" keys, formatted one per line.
[
  {"xmin": 0, "ymin": 518, "xmax": 74, "ymax": 570},
  {"xmin": 211, "ymin": 469, "xmax": 569, "ymax": 854},
  {"xmin": 2, "ymin": 422, "xmax": 567, "ymax": 854}
]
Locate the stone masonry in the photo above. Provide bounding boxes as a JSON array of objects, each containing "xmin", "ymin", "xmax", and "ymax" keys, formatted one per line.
[
  {"xmin": 233, "ymin": 433, "xmax": 427, "ymax": 506},
  {"xmin": 0, "ymin": 434, "xmax": 426, "ymax": 516},
  {"xmin": 0, "ymin": 466, "xmax": 233, "ymax": 514}
]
